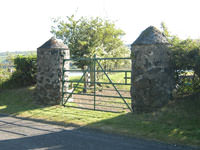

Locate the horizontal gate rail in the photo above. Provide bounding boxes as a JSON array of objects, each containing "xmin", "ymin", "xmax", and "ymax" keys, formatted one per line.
[
  {"xmin": 70, "ymin": 99, "xmax": 131, "ymax": 105},
  {"xmin": 64, "ymin": 81, "xmax": 131, "ymax": 85},
  {"xmin": 74, "ymin": 86, "xmax": 130, "ymax": 92},
  {"xmin": 65, "ymin": 106, "xmax": 125, "ymax": 113},
  {"xmin": 72, "ymin": 97, "xmax": 131, "ymax": 105},
  {"xmin": 63, "ymin": 92, "xmax": 132, "ymax": 99},
  {"xmin": 64, "ymin": 57, "xmax": 131, "ymax": 61},
  {"xmin": 69, "ymin": 102, "xmax": 128, "ymax": 109},
  {"xmin": 64, "ymin": 70, "xmax": 131, "ymax": 73}
]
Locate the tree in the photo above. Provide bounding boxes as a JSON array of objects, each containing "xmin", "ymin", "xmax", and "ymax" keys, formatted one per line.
[
  {"xmin": 51, "ymin": 15, "xmax": 129, "ymax": 69},
  {"xmin": 51, "ymin": 15, "xmax": 130, "ymax": 90}
]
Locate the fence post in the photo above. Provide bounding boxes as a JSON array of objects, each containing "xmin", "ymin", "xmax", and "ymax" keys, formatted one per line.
[{"xmin": 93, "ymin": 54, "xmax": 96, "ymax": 110}]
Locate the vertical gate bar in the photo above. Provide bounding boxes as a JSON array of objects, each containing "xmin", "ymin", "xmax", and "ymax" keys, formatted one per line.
[
  {"xmin": 61, "ymin": 59, "xmax": 65, "ymax": 106},
  {"xmin": 96, "ymin": 60, "xmax": 133, "ymax": 112},
  {"xmin": 125, "ymin": 72, "xmax": 127, "ymax": 85},
  {"xmin": 63, "ymin": 69, "xmax": 88, "ymax": 105},
  {"xmin": 94, "ymin": 55, "xmax": 96, "ymax": 110}
]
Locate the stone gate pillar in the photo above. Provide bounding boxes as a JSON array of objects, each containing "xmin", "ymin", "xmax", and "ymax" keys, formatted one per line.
[
  {"xmin": 36, "ymin": 37, "xmax": 70, "ymax": 105},
  {"xmin": 131, "ymin": 26, "xmax": 174, "ymax": 112}
]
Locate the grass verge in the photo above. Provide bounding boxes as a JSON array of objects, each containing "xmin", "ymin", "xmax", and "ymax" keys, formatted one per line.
[{"xmin": 0, "ymin": 86, "xmax": 199, "ymax": 147}]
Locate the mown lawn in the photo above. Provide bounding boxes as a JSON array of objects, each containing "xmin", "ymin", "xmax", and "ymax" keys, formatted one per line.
[{"xmin": 0, "ymin": 86, "xmax": 200, "ymax": 147}]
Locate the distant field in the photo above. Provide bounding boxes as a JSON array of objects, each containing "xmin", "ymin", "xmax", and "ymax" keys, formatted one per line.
[
  {"xmin": 0, "ymin": 51, "xmax": 36, "ymax": 64},
  {"xmin": 0, "ymin": 56, "xmax": 6, "ymax": 63}
]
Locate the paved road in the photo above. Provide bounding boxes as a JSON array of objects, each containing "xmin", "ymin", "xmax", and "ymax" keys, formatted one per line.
[{"xmin": 0, "ymin": 115, "xmax": 198, "ymax": 150}]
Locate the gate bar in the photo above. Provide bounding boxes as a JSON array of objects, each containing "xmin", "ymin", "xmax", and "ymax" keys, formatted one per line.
[
  {"xmin": 64, "ymin": 81, "xmax": 131, "ymax": 85},
  {"xmin": 63, "ymin": 92, "xmax": 132, "ymax": 99},
  {"xmin": 63, "ymin": 68, "xmax": 88, "ymax": 105},
  {"xmin": 64, "ymin": 70, "xmax": 131, "ymax": 73},
  {"xmin": 64, "ymin": 57, "xmax": 131, "ymax": 61},
  {"xmin": 94, "ymin": 55, "xmax": 96, "ymax": 110},
  {"xmin": 96, "ymin": 60, "xmax": 133, "ymax": 112}
]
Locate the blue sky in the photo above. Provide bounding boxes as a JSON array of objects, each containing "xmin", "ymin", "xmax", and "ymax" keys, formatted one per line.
[{"xmin": 0, "ymin": 0, "xmax": 200, "ymax": 52}]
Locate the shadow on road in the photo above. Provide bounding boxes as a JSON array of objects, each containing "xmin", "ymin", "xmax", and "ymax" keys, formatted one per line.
[{"xmin": 0, "ymin": 115, "xmax": 198, "ymax": 150}]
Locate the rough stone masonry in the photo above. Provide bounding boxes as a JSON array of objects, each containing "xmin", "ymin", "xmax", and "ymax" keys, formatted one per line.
[
  {"xmin": 131, "ymin": 26, "xmax": 175, "ymax": 112},
  {"xmin": 36, "ymin": 37, "xmax": 70, "ymax": 105}
]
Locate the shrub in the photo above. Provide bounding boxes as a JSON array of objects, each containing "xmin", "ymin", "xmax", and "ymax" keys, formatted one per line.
[
  {"xmin": 161, "ymin": 23, "xmax": 200, "ymax": 95},
  {"xmin": 13, "ymin": 55, "xmax": 37, "ymax": 86},
  {"xmin": 170, "ymin": 38, "xmax": 200, "ymax": 95},
  {"xmin": 1, "ymin": 55, "xmax": 37, "ymax": 89}
]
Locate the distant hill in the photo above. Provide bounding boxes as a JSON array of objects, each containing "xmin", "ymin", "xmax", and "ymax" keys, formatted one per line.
[
  {"xmin": 0, "ymin": 51, "xmax": 36, "ymax": 57},
  {"xmin": 0, "ymin": 51, "xmax": 36, "ymax": 64}
]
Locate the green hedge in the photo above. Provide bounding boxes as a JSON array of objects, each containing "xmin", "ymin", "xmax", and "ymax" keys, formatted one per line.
[
  {"xmin": 171, "ymin": 38, "xmax": 200, "ymax": 95},
  {"xmin": 1, "ymin": 55, "xmax": 37, "ymax": 89}
]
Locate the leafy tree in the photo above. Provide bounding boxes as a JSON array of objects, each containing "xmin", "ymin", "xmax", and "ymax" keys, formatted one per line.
[
  {"xmin": 51, "ymin": 15, "xmax": 130, "ymax": 90},
  {"xmin": 51, "ymin": 15, "xmax": 130, "ymax": 69}
]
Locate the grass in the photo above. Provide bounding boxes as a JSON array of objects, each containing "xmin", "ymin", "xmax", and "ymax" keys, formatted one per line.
[
  {"xmin": 69, "ymin": 72, "xmax": 131, "ymax": 92},
  {"xmin": 68, "ymin": 73, "xmax": 132, "ymax": 112},
  {"xmin": 0, "ymin": 86, "xmax": 200, "ymax": 147},
  {"xmin": 99, "ymin": 72, "xmax": 131, "ymax": 90}
]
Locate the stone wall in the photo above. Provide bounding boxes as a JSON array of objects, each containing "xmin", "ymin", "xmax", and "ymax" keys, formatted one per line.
[
  {"xmin": 36, "ymin": 37, "xmax": 70, "ymax": 105},
  {"xmin": 131, "ymin": 26, "xmax": 175, "ymax": 112}
]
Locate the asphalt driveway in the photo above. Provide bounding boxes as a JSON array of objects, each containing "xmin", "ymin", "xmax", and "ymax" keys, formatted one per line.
[{"xmin": 0, "ymin": 114, "xmax": 198, "ymax": 150}]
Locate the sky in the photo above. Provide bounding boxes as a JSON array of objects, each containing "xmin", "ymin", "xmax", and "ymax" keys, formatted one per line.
[{"xmin": 0, "ymin": 0, "xmax": 200, "ymax": 52}]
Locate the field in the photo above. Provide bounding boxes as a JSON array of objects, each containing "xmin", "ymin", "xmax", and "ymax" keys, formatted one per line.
[{"xmin": 0, "ymin": 51, "xmax": 36, "ymax": 64}]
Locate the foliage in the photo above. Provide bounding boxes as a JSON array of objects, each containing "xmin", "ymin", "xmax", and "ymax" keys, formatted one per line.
[
  {"xmin": 161, "ymin": 22, "xmax": 200, "ymax": 95},
  {"xmin": 51, "ymin": 15, "xmax": 130, "ymax": 69},
  {"xmin": 0, "ymin": 68, "xmax": 11, "ymax": 88},
  {"xmin": 0, "ymin": 55, "xmax": 37, "ymax": 88}
]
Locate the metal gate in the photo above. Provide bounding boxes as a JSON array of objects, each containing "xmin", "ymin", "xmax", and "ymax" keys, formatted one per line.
[{"xmin": 61, "ymin": 55, "xmax": 132, "ymax": 112}]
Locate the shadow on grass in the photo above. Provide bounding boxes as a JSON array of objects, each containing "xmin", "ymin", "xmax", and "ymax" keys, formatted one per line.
[
  {"xmin": 0, "ymin": 86, "xmax": 41, "ymax": 115},
  {"xmin": 86, "ymin": 95, "xmax": 200, "ymax": 147}
]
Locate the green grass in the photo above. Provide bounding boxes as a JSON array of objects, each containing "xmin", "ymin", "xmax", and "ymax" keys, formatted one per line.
[
  {"xmin": 0, "ymin": 86, "xmax": 200, "ymax": 147},
  {"xmin": 0, "ymin": 86, "xmax": 121, "ymax": 125},
  {"xmin": 69, "ymin": 72, "xmax": 131, "ymax": 91}
]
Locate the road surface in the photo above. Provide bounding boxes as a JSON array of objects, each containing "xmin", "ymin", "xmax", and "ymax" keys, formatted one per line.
[{"xmin": 0, "ymin": 114, "xmax": 198, "ymax": 150}]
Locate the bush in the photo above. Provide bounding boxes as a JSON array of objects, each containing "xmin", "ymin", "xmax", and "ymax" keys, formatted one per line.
[
  {"xmin": 0, "ymin": 55, "xmax": 37, "ymax": 89},
  {"xmin": 161, "ymin": 23, "xmax": 200, "ymax": 95},
  {"xmin": 13, "ymin": 55, "xmax": 37, "ymax": 85},
  {"xmin": 170, "ymin": 38, "xmax": 200, "ymax": 95}
]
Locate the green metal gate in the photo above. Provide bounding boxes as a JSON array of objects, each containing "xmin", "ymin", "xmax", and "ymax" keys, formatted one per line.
[{"xmin": 62, "ymin": 55, "xmax": 132, "ymax": 112}]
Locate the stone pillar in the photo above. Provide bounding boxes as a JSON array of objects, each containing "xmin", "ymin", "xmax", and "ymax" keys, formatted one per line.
[
  {"xmin": 131, "ymin": 26, "xmax": 174, "ymax": 112},
  {"xmin": 36, "ymin": 37, "xmax": 70, "ymax": 105}
]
